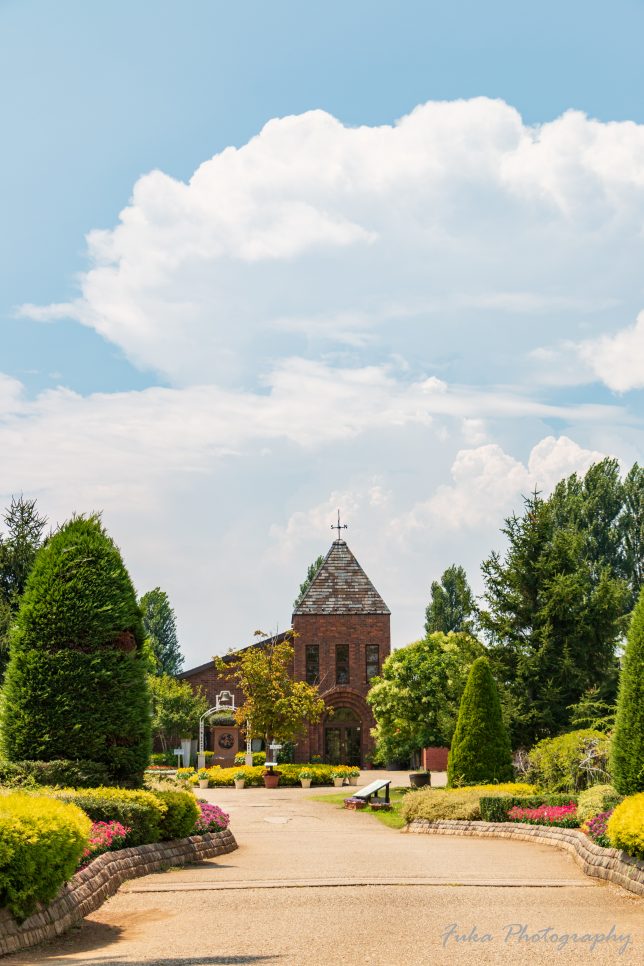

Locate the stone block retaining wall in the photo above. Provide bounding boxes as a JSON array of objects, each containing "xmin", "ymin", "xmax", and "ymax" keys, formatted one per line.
[
  {"xmin": 0, "ymin": 828, "xmax": 237, "ymax": 957},
  {"xmin": 406, "ymin": 819, "xmax": 644, "ymax": 897}
]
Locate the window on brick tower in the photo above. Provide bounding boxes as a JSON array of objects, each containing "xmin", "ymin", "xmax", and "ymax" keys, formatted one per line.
[
  {"xmin": 366, "ymin": 644, "xmax": 380, "ymax": 682},
  {"xmin": 305, "ymin": 644, "xmax": 320, "ymax": 685},
  {"xmin": 336, "ymin": 644, "xmax": 349, "ymax": 685}
]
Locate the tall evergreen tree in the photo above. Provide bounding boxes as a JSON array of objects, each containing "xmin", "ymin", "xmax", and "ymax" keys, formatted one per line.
[
  {"xmin": 447, "ymin": 656, "xmax": 513, "ymax": 785},
  {"xmin": 293, "ymin": 555, "xmax": 324, "ymax": 609},
  {"xmin": 611, "ymin": 587, "xmax": 644, "ymax": 795},
  {"xmin": 140, "ymin": 587, "xmax": 183, "ymax": 676},
  {"xmin": 480, "ymin": 486, "xmax": 628, "ymax": 747},
  {"xmin": 0, "ymin": 495, "xmax": 47, "ymax": 676},
  {"xmin": 620, "ymin": 463, "xmax": 644, "ymax": 605},
  {"xmin": 0, "ymin": 515, "xmax": 151, "ymax": 785},
  {"xmin": 425, "ymin": 564, "xmax": 476, "ymax": 635}
]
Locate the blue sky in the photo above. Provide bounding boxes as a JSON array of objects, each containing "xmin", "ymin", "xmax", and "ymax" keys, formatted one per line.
[{"xmin": 1, "ymin": 1, "xmax": 643, "ymax": 664}]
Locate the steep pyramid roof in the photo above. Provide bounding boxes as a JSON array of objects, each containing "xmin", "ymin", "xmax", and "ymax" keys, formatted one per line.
[{"xmin": 293, "ymin": 540, "xmax": 390, "ymax": 616}]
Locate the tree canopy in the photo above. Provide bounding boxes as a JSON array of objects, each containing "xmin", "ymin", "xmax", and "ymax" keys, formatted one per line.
[
  {"xmin": 0, "ymin": 515, "xmax": 151, "ymax": 785},
  {"xmin": 149, "ymin": 674, "xmax": 208, "ymax": 749},
  {"xmin": 140, "ymin": 587, "xmax": 183, "ymax": 676},
  {"xmin": 425, "ymin": 564, "xmax": 476, "ymax": 635},
  {"xmin": 0, "ymin": 495, "xmax": 47, "ymax": 676},
  {"xmin": 215, "ymin": 631, "xmax": 325, "ymax": 749},
  {"xmin": 293, "ymin": 555, "xmax": 324, "ymax": 610},
  {"xmin": 367, "ymin": 631, "xmax": 484, "ymax": 764},
  {"xmin": 480, "ymin": 468, "xmax": 630, "ymax": 747}
]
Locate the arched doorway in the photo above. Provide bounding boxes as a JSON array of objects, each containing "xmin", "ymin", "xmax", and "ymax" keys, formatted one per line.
[{"xmin": 325, "ymin": 707, "xmax": 361, "ymax": 765}]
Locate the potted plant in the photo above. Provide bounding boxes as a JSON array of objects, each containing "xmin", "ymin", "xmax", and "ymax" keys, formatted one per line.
[
  {"xmin": 331, "ymin": 769, "xmax": 346, "ymax": 788},
  {"xmin": 409, "ymin": 769, "xmax": 430, "ymax": 788},
  {"xmin": 263, "ymin": 767, "xmax": 282, "ymax": 789},
  {"xmin": 197, "ymin": 768, "xmax": 210, "ymax": 789},
  {"xmin": 299, "ymin": 768, "xmax": 314, "ymax": 789},
  {"xmin": 348, "ymin": 767, "xmax": 360, "ymax": 786},
  {"xmin": 234, "ymin": 770, "xmax": 246, "ymax": 790}
]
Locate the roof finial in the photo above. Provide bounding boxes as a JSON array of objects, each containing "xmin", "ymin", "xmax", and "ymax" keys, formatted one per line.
[{"xmin": 331, "ymin": 509, "xmax": 348, "ymax": 542}]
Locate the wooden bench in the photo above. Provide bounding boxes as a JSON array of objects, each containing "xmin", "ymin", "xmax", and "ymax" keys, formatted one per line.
[{"xmin": 351, "ymin": 778, "xmax": 391, "ymax": 804}]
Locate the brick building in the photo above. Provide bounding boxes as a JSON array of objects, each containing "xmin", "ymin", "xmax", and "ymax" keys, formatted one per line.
[{"xmin": 179, "ymin": 536, "xmax": 390, "ymax": 767}]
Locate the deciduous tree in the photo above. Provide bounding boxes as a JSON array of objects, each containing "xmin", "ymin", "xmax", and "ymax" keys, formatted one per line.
[
  {"xmin": 216, "ymin": 631, "xmax": 325, "ymax": 752},
  {"xmin": 367, "ymin": 632, "xmax": 484, "ymax": 765},
  {"xmin": 149, "ymin": 674, "xmax": 208, "ymax": 750}
]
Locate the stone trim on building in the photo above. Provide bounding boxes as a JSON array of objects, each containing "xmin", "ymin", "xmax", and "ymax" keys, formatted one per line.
[
  {"xmin": 405, "ymin": 820, "xmax": 644, "ymax": 897},
  {"xmin": 0, "ymin": 829, "xmax": 238, "ymax": 957}
]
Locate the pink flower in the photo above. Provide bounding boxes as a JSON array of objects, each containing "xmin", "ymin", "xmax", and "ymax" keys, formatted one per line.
[
  {"xmin": 507, "ymin": 802, "xmax": 578, "ymax": 828},
  {"xmin": 193, "ymin": 802, "xmax": 230, "ymax": 833}
]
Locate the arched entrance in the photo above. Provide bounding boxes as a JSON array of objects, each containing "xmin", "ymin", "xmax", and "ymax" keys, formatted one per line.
[{"xmin": 324, "ymin": 707, "xmax": 361, "ymax": 765}]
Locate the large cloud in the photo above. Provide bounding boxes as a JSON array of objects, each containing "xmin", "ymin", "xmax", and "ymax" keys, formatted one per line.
[
  {"xmin": 20, "ymin": 99, "xmax": 644, "ymax": 386},
  {"xmin": 577, "ymin": 311, "xmax": 644, "ymax": 392}
]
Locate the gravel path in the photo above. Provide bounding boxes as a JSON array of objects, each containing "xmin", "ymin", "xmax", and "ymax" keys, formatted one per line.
[{"xmin": 5, "ymin": 773, "xmax": 642, "ymax": 965}]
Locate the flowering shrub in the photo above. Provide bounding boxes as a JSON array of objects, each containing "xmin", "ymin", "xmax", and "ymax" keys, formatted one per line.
[
  {"xmin": 582, "ymin": 810, "xmax": 614, "ymax": 848},
  {"xmin": 193, "ymin": 802, "xmax": 230, "ymax": 833},
  {"xmin": 80, "ymin": 821, "xmax": 130, "ymax": 867},
  {"xmin": 607, "ymin": 792, "xmax": 644, "ymax": 859},
  {"xmin": 507, "ymin": 802, "xmax": 578, "ymax": 828}
]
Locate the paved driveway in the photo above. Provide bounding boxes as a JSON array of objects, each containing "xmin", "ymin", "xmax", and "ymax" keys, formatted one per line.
[{"xmin": 6, "ymin": 773, "xmax": 642, "ymax": 965}]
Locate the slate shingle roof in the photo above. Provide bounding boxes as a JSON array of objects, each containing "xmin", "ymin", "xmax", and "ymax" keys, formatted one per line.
[{"xmin": 293, "ymin": 540, "xmax": 390, "ymax": 615}]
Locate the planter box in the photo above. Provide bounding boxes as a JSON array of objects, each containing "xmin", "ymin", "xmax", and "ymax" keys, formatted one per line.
[
  {"xmin": 409, "ymin": 773, "xmax": 430, "ymax": 788},
  {"xmin": 344, "ymin": 798, "xmax": 368, "ymax": 810}
]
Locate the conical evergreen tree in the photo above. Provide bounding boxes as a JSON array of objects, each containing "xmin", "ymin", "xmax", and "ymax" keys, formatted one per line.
[
  {"xmin": 611, "ymin": 588, "xmax": 644, "ymax": 794},
  {"xmin": 0, "ymin": 515, "xmax": 150, "ymax": 785},
  {"xmin": 447, "ymin": 656, "xmax": 514, "ymax": 785}
]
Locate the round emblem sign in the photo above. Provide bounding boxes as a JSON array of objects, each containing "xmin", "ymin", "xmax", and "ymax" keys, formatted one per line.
[{"xmin": 218, "ymin": 733, "xmax": 235, "ymax": 750}]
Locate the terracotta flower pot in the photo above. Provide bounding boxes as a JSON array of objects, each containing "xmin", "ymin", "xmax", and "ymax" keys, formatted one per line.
[{"xmin": 263, "ymin": 774, "xmax": 280, "ymax": 789}]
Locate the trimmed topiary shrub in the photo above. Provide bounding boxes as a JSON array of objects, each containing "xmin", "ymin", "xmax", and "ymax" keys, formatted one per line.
[
  {"xmin": 611, "ymin": 590, "xmax": 644, "ymax": 795},
  {"xmin": 152, "ymin": 790, "xmax": 200, "ymax": 840},
  {"xmin": 52, "ymin": 786, "xmax": 166, "ymax": 847},
  {"xmin": 577, "ymin": 784, "xmax": 622, "ymax": 824},
  {"xmin": 0, "ymin": 515, "xmax": 151, "ymax": 786},
  {"xmin": 606, "ymin": 791, "xmax": 644, "ymax": 859},
  {"xmin": 0, "ymin": 792, "xmax": 90, "ymax": 922},
  {"xmin": 527, "ymin": 729, "xmax": 611, "ymax": 792},
  {"xmin": 447, "ymin": 657, "xmax": 513, "ymax": 786}
]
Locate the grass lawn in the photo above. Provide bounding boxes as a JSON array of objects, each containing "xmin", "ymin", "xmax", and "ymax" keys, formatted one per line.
[{"xmin": 311, "ymin": 787, "xmax": 408, "ymax": 829}]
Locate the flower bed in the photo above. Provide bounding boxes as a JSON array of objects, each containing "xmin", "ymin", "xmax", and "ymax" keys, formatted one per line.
[
  {"xmin": 194, "ymin": 802, "xmax": 230, "ymax": 832},
  {"xmin": 80, "ymin": 820, "xmax": 129, "ymax": 868},
  {"xmin": 582, "ymin": 809, "xmax": 614, "ymax": 848},
  {"xmin": 189, "ymin": 762, "xmax": 358, "ymax": 788},
  {"xmin": 507, "ymin": 802, "xmax": 578, "ymax": 828}
]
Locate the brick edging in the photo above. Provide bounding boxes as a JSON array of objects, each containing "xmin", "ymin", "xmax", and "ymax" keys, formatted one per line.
[
  {"xmin": 405, "ymin": 819, "xmax": 644, "ymax": 897},
  {"xmin": 0, "ymin": 828, "xmax": 238, "ymax": 957}
]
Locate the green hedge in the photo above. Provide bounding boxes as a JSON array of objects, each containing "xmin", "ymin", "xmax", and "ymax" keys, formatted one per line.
[
  {"xmin": 479, "ymin": 794, "xmax": 578, "ymax": 823},
  {"xmin": 0, "ymin": 792, "xmax": 90, "ymax": 922},
  {"xmin": 0, "ymin": 759, "xmax": 110, "ymax": 789},
  {"xmin": 52, "ymin": 787, "xmax": 166, "ymax": 847},
  {"xmin": 153, "ymin": 790, "xmax": 199, "ymax": 840}
]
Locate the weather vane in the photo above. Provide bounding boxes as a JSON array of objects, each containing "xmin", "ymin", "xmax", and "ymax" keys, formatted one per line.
[{"xmin": 331, "ymin": 509, "xmax": 348, "ymax": 541}]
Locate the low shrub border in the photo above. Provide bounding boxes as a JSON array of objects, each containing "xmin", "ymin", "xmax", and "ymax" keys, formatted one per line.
[
  {"xmin": 404, "ymin": 819, "xmax": 644, "ymax": 898},
  {"xmin": 0, "ymin": 828, "xmax": 237, "ymax": 957}
]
